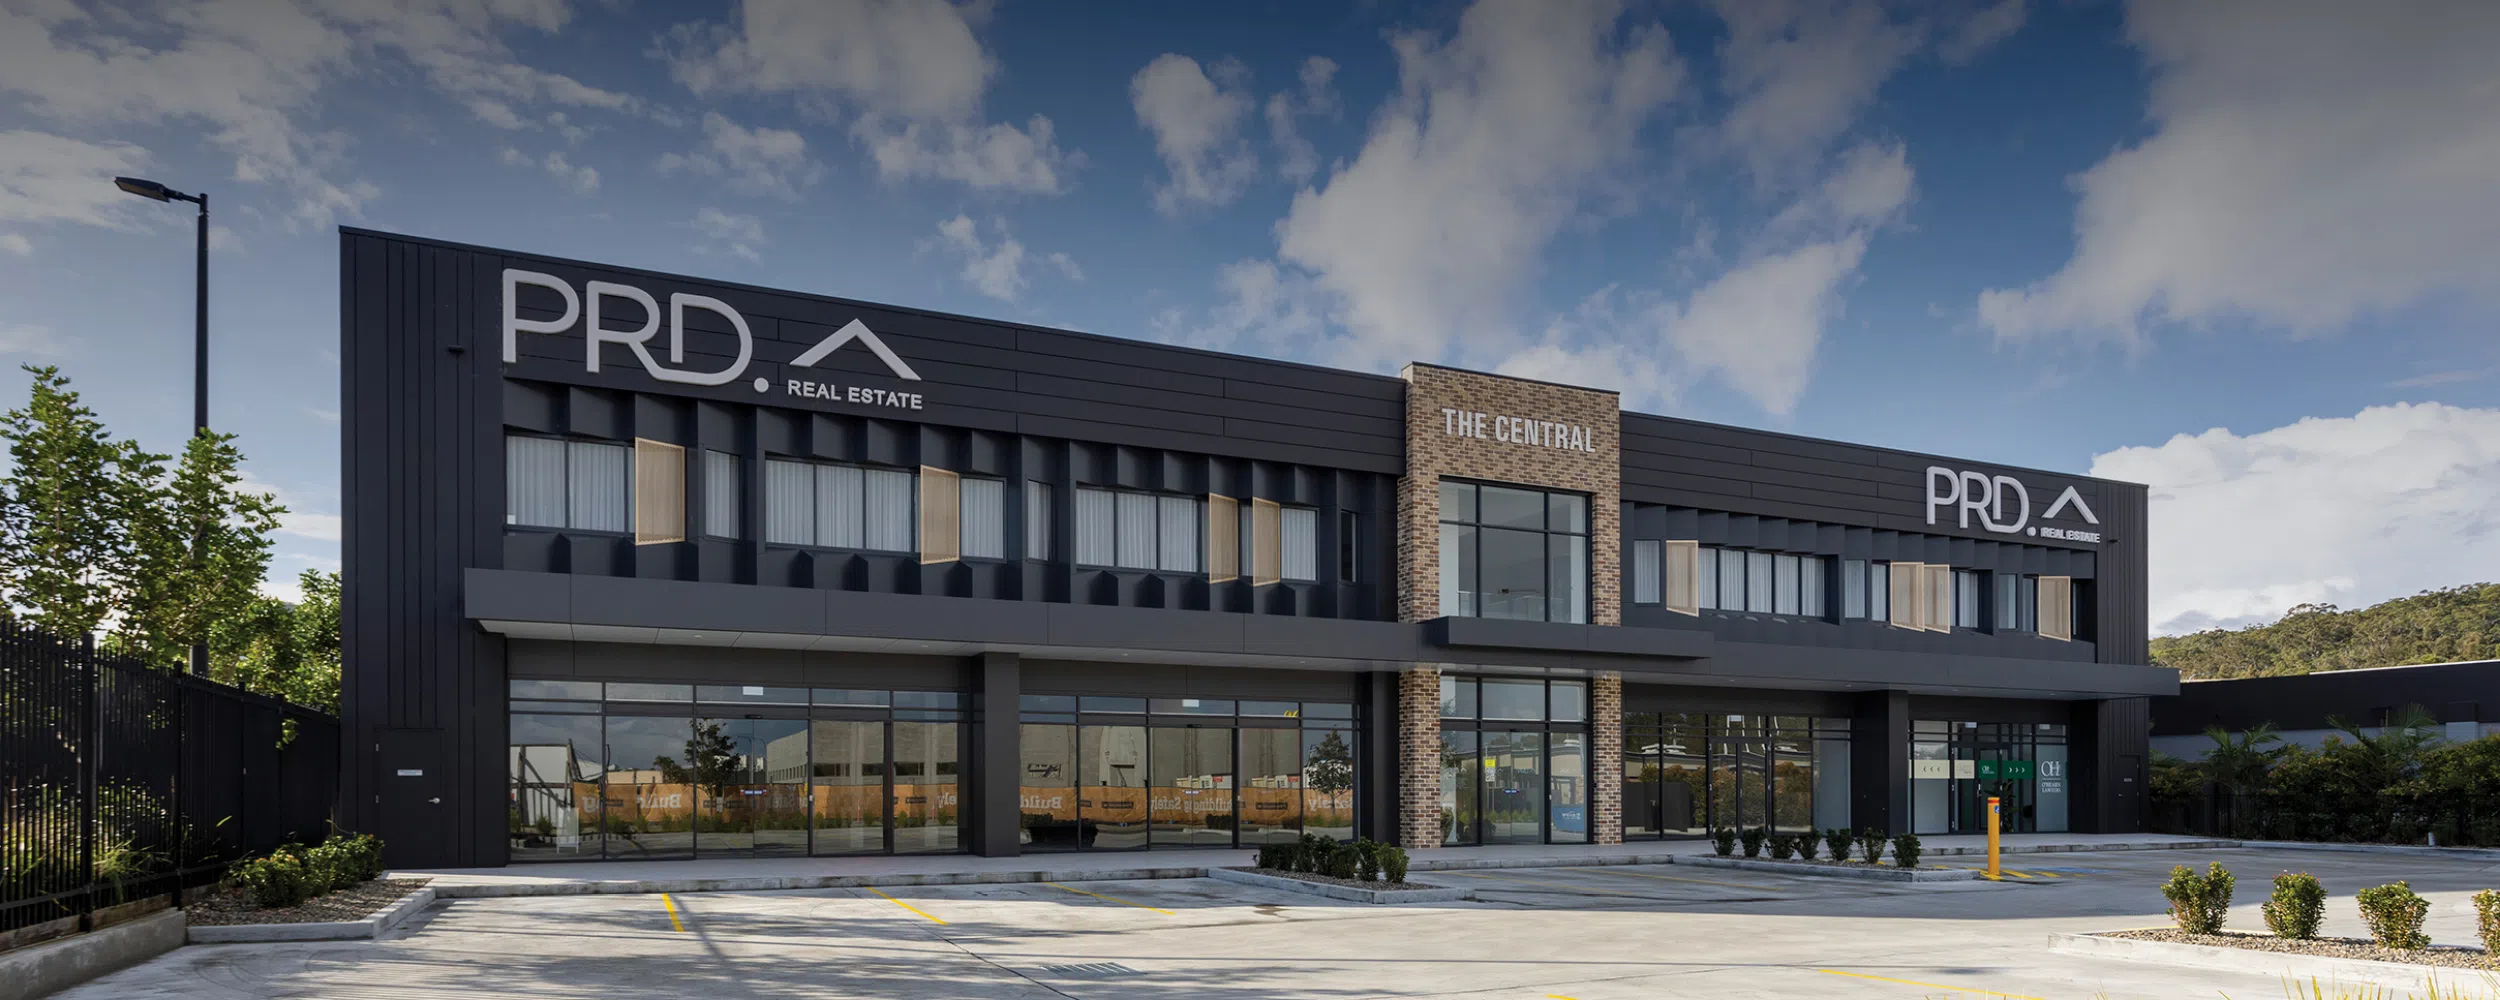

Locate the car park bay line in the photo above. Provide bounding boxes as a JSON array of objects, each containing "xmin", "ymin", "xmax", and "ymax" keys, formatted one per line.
[
  {"xmin": 1041, "ymin": 881, "xmax": 1176, "ymax": 914},
  {"xmin": 1556, "ymin": 866, "xmax": 1786, "ymax": 892}
]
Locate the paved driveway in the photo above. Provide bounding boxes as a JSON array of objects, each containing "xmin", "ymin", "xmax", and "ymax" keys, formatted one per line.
[{"xmin": 62, "ymin": 848, "xmax": 2500, "ymax": 999}]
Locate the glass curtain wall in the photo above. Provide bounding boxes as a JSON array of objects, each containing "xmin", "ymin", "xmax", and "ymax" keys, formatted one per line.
[
  {"xmin": 1439, "ymin": 676, "xmax": 1589, "ymax": 845},
  {"xmin": 505, "ymin": 681, "xmax": 965, "ymax": 862},
  {"xmin": 1619, "ymin": 712, "xmax": 1848, "ymax": 839},
  {"xmin": 1020, "ymin": 696, "xmax": 1359, "ymax": 851},
  {"xmin": 1910, "ymin": 720, "xmax": 2070, "ymax": 835}
]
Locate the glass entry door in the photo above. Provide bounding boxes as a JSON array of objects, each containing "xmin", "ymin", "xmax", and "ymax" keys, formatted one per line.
[
  {"xmin": 811, "ymin": 720, "xmax": 887, "ymax": 854},
  {"xmin": 892, "ymin": 721, "xmax": 959, "ymax": 854},
  {"xmin": 693, "ymin": 718, "xmax": 808, "ymax": 857},
  {"xmin": 1150, "ymin": 727, "xmax": 1234, "ymax": 847}
]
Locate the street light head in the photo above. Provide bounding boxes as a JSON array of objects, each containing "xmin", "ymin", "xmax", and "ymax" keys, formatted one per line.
[{"xmin": 115, "ymin": 176, "xmax": 174, "ymax": 201}]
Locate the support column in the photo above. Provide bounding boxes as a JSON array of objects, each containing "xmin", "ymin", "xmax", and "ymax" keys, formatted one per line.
[
  {"xmin": 1851, "ymin": 689, "xmax": 1910, "ymax": 835},
  {"xmin": 973, "ymin": 652, "xmax": 1021, "ymax": 857},
  {"xmin": 1357, "ymin": 671, "xmax": 1401, "ymax": 842},
  {"xmin": 1397, "ymin": 666, "xmax": 1442, "ymax": 849},
  {"xmin": 1590, "ymin": 673, "xmax": 1623, "ymax": 845}
]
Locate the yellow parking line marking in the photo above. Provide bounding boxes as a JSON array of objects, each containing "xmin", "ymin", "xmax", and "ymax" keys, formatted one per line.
[
  {"xmin": 660, "ymin": 893, "xmax": 686, "ymax": 932},
  {"xmin": 1559, "ymin": 867, "xmax": 1783, "ymax": 892},
  {"xmin": 1438, "ymin": 871, "xmax": 1649, "ymax": 898},
  {"xmin": 1818, "ymin": 969, "xmax": 2047, "ymax": 999},
  {"xmin": 866, "ymin": 887, "xmax": 949, "ymax": 925},
  {"xmin": 1043, "ymin": 881, "xmax": 1175, "ymax": 914},
  {"xmin": 1547, "ymin": 995, "xmax": 1584, "ymax": 999}
]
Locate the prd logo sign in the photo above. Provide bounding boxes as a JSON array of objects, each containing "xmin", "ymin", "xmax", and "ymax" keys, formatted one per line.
[
  {"xmin": 500, "ymin": 270, "xmax": 923, "ymax": 407},
  {"xmin": 1924, "ymin": 466, "xmax": 2101, "ymax": 543}
]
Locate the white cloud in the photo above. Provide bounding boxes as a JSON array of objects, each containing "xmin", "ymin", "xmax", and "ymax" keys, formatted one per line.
[
  {"xmin": 932, "ymin": 214, "xmax": 1076, "ymax": 303},
  {"xmin": 0, "ymin": 130, "xmax": 150, "ymax": 231},
  {"xmin": 0, "ymin": 233, "xmax": 28, "ymax": 256},
  {"xmin": 1131, "ymin": 54, "xmax": 1259, "ymax": 213},
  {"xmin": 1979, "ymin": 3, "xmax": 2500, "ymax": 346},
  {"xmin": 237, "ymin": 470, "xmax": 339, "ymax": 543},
  {"xmin": 0, "ymin": 0, "xmax": 638, "ymax": 228},
  {"xmin": 503, "ymin": 146, "xmax": 599, "ymax": 196},
  {"xmin": 656, "ymin": 112, "xmax": 821, "ymax": 200},
  {"xmin": 2089, "ymin": 403, "xmax": 2500, "ymax": 635},
  {"xmin": 1267, "ymin": 0, "xmax": 1683, "ymax": 370},
  {"xmin": 1937, "ymin": 0, "xmax": 2027, "ymax": 65},
  {"xmin": 665, "ymin": 0, "xmax": 1077, "ymax": 194},
  {"xmin": 0, "ymin": 323, "xmax": 71, "ymax": 359},
  {"xmin": 691, "ymin": 208, "xmax": 766, "ymax": 263},
  {"xmin": 1712, "ymin": 0, "xmax": 1919, "ymax": 186},
  {"xmin": 1266, "ymin": 56, "xmax": 1340, "ymax": 184}
]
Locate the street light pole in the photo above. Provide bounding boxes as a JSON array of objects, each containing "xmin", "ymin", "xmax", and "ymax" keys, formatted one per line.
[{"xmin": 112, "ymin": 177, "xmax": 211, "ymax": 677}]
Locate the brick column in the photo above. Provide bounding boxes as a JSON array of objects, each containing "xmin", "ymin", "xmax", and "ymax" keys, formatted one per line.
[
  {"xmin": 1591, "ymin": 673, "xmax": 1623, "ymax": 845},
  {"xmin": 1398, "ymin": 666, "xmax": 1443, "ymax": 849}
]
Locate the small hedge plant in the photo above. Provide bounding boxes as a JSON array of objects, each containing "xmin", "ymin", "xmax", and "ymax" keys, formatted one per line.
[
  {"xmin": 2160, "ymin": 863, "xmax": 2236, "ymax": 936},
  {"xmin": 231, "ymin": 850, "xmax": 315, "ymax": 908},
  {"xmin": 228, "ymin": 832, "xmax": 388, "ymax": 909},
  {"xmin": 1711, "ymin": 828, "xmax": 1736, "ymax": 856},
  {"xmin": 2475, "ymin": 890, "xmax": 2500, "ymax": 956},
  {"xmin": 1889, "ymin": 833, "xmax": 1921, "ymax": 869},
  {"xmin": 2356, "ymin": 881, "xmax": 2430, "ymax": 950},
  {"xmin": 2262, "ymin": 872, "xmax": 2325, "ymax": 940},
  {"xmin": 1856, "ymin": 828, "xmax": 1887, "ymax": 866},
  {"xmin": 1739, "ymin": 827, "xmax": 1767, "ymax": 858},
  {"xmin": 1258, "ymin": 836, "xmax": 1406, "ymax": 884},
  {"xmin": 1766, "ymin": 833, "xmax": 1795, "ymax": 860},
  {"xmin": 1795, "ymin": 832, "xmax": 1819, "ymax": 861},
  {"xmin": 1822, "ymin": 828, "xmax": 1853, "ymax": 862}
]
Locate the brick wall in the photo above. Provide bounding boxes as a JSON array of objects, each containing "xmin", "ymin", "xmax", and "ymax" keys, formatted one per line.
[
  {"xmin": 1591, "ymin": 673, "xmax": 1623, "ymax": 845},
  {"xmin": 1395, "ymin": 363, "xmax": 1621, "ymax": 625},
  {"xmin": 1397, "ymin": 666, "xmax": 1443, "ymax": 849}
]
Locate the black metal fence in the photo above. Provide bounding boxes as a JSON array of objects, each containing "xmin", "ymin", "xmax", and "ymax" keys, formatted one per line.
[{"xmin": 2, "ymin": 621, "xmax": 339, "ymax": 936}]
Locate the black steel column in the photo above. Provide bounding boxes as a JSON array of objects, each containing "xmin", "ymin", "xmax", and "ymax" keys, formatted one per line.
[
  {"xmin": 1356, "ymin": 670, "xmax": 1400, "ymax": 842},
  {"xmin": 972, "ymin": 652, "xmax": 1021, "ymax": 857},
  {"xmin": 188, "ymin": 193, "xmax": 210, "ymax": 677},
  {"xmin": 1851, "ymin": 689, "xmax": 1910, "ymax": 835}
]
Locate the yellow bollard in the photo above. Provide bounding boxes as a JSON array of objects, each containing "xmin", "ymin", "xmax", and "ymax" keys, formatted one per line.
[{"xmin": 1986, "ymin": 795, "xmax": 2001, "ymax": 879}]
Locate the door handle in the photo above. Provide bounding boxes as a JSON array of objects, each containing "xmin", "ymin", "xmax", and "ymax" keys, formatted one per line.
[{"xmin": 428, "ymin": 797, "xmax": 442, "ymax": 804}]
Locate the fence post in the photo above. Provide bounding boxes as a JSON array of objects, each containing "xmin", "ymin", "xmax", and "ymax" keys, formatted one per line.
[
  {"xmin": 171, "ymin": 672, "xmax": 185, "ymax": 908},
  {"xmin": 77, "ymin": 633, "xmax": 96, "ymax": 933}
]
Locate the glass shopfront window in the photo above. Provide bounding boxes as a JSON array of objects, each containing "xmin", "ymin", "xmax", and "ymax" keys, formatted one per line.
[
  {"xmin": 505, "ymin": 681, "xmax": 967, "ymax": 862},
  {"xmin": 1019, "ymin": 697, "xmax": 1362, "ymax": 851},
  {"xmin": 1620, "ymin": 712, "xmax": 1848, "ymax": 840},
  {"xmin": 1910, "ymin": 720, "xmax": 2069, "ymax": 835},
  {"xmin": 1436, "ymin": 481, "xmax": 1590, "ymax": 623},
  {"xmin": 1440, "ymin": 676, "xmax": 1587, "ymax": 845}
]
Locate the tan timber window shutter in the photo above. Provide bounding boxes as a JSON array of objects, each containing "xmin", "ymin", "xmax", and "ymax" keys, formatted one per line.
[
  {"xmin": 1924, "ymin": 563, "xmax": 1953, "ymax": 632},
  {"xmin": 1208, "ymin": 494, "xmax": 1239, "ymax": 582},
  {"xmin": 1889, "ymin": 561, "xmax": 1922, "ymax": 629},
  {"xmin": 632, "ymin": 438, "xmax": 685, "ymax": 545},
  {"xmin": 919, "ymin": 466, "xmax": 960, "ymax": 564},
  {"xmin": 1251, "ymin": 498, "xmax": 1282, "ymax": 586},
  {"xmin": 1662, "ymin": 540, "xmax": 1699, "ymax": 615},
  {"xmin": 2039, "ymin": 575, "xmax": 2073, "ymax": 641}
]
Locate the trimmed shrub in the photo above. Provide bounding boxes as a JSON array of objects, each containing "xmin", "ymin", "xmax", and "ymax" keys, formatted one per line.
[
  {"xmin": 1353, "ymin": 839, "xmax": 1382, "ymax": 882},
  {"xmin": 2262, "ymin": 872, "xmax": 2326, "ymax": 940},
  {"xmin": 302, "ymin": 840, "xmax": 355, "ymax": 894},
  {"xmin": 2357, "ymin": 881, "xmax": 2430, "ymax": 950},
  {"xmin": 1254, "ymin": 844, "xmax": 1285, "ymax": 870},
  {"xmin": 333, "ymin": 833, "xmax": 385, "ymax": 882},
  {"xmin": 1767, "ymin": 833, "xmax": 1795, "ymax": 860},
  {"xmin": 1823, "ymin": 828, "xmax": 1853, "ymax": 862},
  {"xmin": 1379, "ymin": 845, "xmax": 1409, "ymax": 884},
  {"xmin": 231, "ymin": 850, "xmax": 316, "ymax": 909},
  {"xmin": 1323, "ymin": 843, "xmax": 1361, "ymax": 880},
  {"xmin": 1712, "ymin": 828, "xmax": 1736, "ymax": 856},
  {"xmin": 2473, "ymin": 889, "xmax": 2500, "ymax": 955},
  {"xmin": 2161, "ymin": 863, "xmax": 2236, "ymax": 936},
  {"xmin": 1795, "ymin": 832, "xmax": 1820, "ymax": 861},
  {"xmin": 1889, "ymin": 833, "xmax": 1922, "ymax": 869},
  {"xmin": 1739, "ymin": 827, "xmax": 1767, "ymax": 858},
  {"xmin": 1856, "ymin": 828, "xmax": 1887, "ymax": 865}
]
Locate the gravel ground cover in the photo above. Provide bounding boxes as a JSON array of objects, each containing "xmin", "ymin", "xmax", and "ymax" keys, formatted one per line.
[
  {"xmin": 1226, "ymin": 867, "xmax": 1446, "ymax": 891},
  {"xmin": 2104, "ymin": 928, "xmax": 2495, "ymax": 971},
  {"xmin": 184, "ymin": 878, "xmax": 432, "ymax": 926}
]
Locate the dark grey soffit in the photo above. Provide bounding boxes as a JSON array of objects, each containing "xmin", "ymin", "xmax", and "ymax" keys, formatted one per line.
[{"xmin": 463, "ymin": 569, "xmax": 2175, "ymax": 699}]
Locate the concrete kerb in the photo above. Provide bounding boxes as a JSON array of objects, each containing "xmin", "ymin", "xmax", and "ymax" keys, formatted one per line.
[
  {"xmin": 187, "ymin": 887, "xmax": 437, "ymax": 944},
  {"xmin": 1923, "ymin": 838, "xmax": 2237, "ymax": 857},
  {"xmin": 422, "ymin": 867, "xmax": 1214, "ymax": 899},
  {"xmin": 1676, "ymin": 855, "xmax": 1979, "ymax": 883},
  {"xmin": 2048, "ymin": 932, "xmax": 2500, "ymax": 997},
  {"xmin": 2229, "ymin": 840, "xmax": 2500, "ymax": 863},
  {"xmin": 0, "ymin": 909, "xmax": 186, "ymax": 1000},
  {"xmin": 1207, "ymin": 868, "xmax": 1473, "ymax": 904}
]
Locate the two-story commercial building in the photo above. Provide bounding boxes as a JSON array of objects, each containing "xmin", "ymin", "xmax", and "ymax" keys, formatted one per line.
[{"xmin": 338, "ymin": 227, "xmax": 2175, "ymax": 868}]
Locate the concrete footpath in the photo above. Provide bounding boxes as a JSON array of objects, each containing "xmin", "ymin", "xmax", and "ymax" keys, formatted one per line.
[{"xmin": 399, "ymin": 832, "xmax": 2224, "ymax": 898}]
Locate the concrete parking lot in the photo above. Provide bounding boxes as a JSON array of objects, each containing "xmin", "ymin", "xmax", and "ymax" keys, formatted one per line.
[{"xmin": 60, "ymin": 847, "xmax": 2500, "ymax": 999}]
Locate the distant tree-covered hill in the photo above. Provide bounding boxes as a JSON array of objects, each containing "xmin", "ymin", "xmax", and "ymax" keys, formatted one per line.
[{"xmin": 2150, "ymin": 583, "xmax": 2500, "ymax": 679}]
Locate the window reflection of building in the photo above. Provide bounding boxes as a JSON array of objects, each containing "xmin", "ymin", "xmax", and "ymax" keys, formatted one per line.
[
  {"xmin": 1440, "ymin": 676, "xmax": 1588, "ymax": 845},
  {"xmin": 1620, "ymin": 712, "xmax": 1849, "ymax": 840}
]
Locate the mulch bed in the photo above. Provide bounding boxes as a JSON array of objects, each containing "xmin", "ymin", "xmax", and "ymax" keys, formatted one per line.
[
  {"xmin": 184, "ymin": 878, "xmax": 432, "ymax": 926},
  {"xmin": 1228, "ymin": 867, "xmax": 1446, "ymax": 891},
  {"xmin": 2105, "ymin": 928, "xmax": 2495, "ymax": 970},
  {"xmin": 1710, "ymin": 854, "xmax": 1920, "ymax": 870}
]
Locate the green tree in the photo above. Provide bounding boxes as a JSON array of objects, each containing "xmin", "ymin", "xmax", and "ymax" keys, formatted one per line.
[
  {"xmin": 0, "ymin": 366, "xmax": 158, "ymax": 637},
  {"xmin": 1304, "ymin": 731, "xmax": 1354, "ymax": 796},
  {"xmin": 2153, "ymin": 584, "xmax": 2500, "ymax": 679},
  {"xmin": 2201, "ymin": 723, "xmax": 2285, "ymax": 836},
  {"xmin": 207, "ymin": 569, "xmax": 342, "ymax": 711},
  {"xmin": 116, "ymin": 430, "xmax": 285, "ymax": 670}
]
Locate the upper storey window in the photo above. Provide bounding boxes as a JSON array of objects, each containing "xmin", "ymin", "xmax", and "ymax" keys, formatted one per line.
[
  {"xmin": 762, "ymin": 459, "xmax": 916, "ymax": 553},
  {"xmin": 507, "ymin": 435, "xmax": 627, "ymax": 533},
  {"xmin": 1437, "ymin": 480, "xmax": 1588, "ymax": 624}
]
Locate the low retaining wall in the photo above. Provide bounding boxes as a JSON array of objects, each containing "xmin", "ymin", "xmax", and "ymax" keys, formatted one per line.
[
  {"xmin": 0, "ymin": 909, "xmax": 185, "ymax": 1000},
  {"xmin": 188, "ymin": 887, "xmax": 437, "ymax": 944},
  {"xmin": 1677, "ymin": 856, "xmax": 1978, "ymax": 882},
  {"xmin": 1206, "ymin": 868, "xmax": 1473, "ymax": 904},
  {"xmin": 2048, "ymin": 932, "xmax": 2498, "ymax": 997}
]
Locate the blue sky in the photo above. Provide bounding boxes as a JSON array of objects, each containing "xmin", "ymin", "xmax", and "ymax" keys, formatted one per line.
[{"xmin": 2, "ymin": 0, "xmax": 2497, "ymax": 636}]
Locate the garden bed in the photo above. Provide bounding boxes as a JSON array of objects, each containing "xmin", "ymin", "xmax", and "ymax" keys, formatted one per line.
[
  {"xmin": 2097, "ymin": 928, "xmax": 2491, "ymax": 971},
  {"xmin": 1680, "ymin": 855, "xmax": 1977, "ymax": 882},
  {"xmin": 1209, "ymin": 867, "xmax": 1472, "ymax": 904},
  {"xmin": 185, "ymin": 878, "xmax": 432, "ymax": 926},
  {"xmin": 1225, "ymin": 868, "xmax": 1446, "ymax": 892}
]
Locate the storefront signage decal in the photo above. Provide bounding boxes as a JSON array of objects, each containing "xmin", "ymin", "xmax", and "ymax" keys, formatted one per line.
[
  {"xmin": 1924, "ymin": 465, "xmax": 2101, "ymax": 543},
  {"xmin": 1439, "ymin": 407, "xmax": 1598, "ymax": 454}
]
